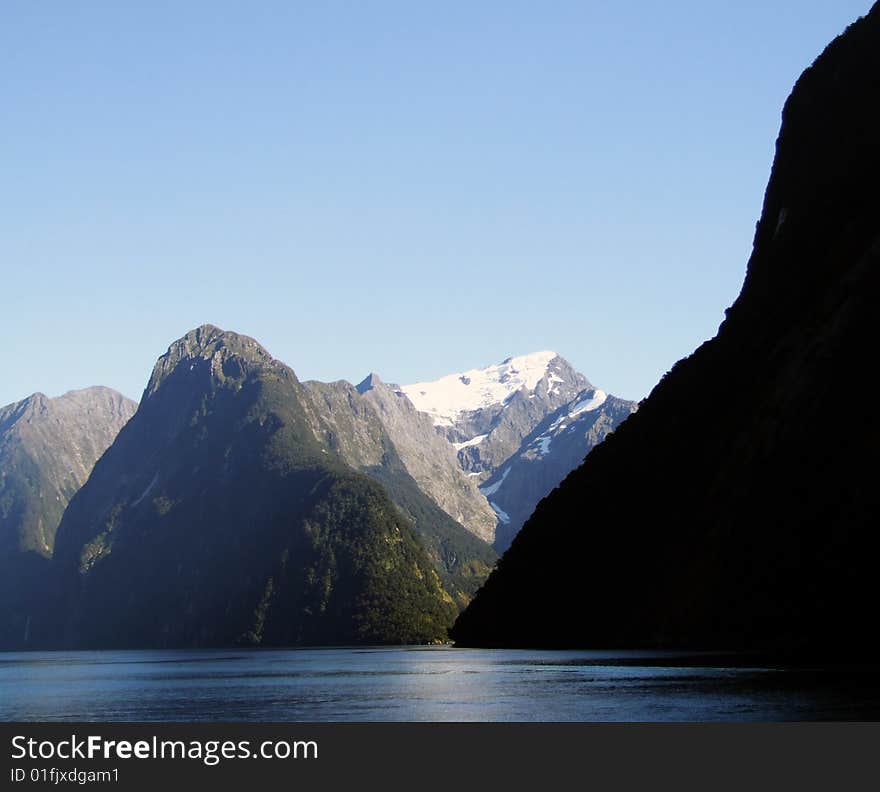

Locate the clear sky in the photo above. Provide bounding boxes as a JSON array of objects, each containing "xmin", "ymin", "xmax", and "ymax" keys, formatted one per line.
[{"xmin": 2, "ymin": 1, "xmax": 873, "ymax": 406}]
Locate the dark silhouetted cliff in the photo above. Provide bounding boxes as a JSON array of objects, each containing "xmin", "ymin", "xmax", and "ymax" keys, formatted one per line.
[{"xmin": 452, "ymin": 4, "xmax": 880, "ymax": 654}]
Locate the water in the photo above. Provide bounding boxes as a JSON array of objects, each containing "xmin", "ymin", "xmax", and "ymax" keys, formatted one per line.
[{"xmin": 1, "ymin": 647, "xmax": 878, "ymax": 721}]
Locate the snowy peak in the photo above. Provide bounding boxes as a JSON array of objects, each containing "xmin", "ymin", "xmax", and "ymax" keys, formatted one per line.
[
  {"xmin": 400, "ymin": 351, "xmax": 592, "ymax": 485},
  {"xmin": 401, "ymin": 351, "xmax": 561, "ymax": 427}
]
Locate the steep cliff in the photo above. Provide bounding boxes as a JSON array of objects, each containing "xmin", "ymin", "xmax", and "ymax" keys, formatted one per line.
[{"xmin": 453, "ymin": 5, "xmax": 880, "ymax": 653}]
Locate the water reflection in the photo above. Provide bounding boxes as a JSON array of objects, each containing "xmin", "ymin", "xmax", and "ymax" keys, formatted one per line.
[{"xmin": 1, "ymin": 647, "xmax": 878, "ymax": 722}]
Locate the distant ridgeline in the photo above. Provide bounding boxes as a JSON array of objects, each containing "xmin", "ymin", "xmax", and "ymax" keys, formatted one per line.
[
  {"xmin": 0, "ymin": 388, "xmax": 137, "ymax": 648},
  {"xmin": 1, "ymin": 321, "xmax": 636, "ymax": 648},
  {"xmin": 452, "ymin": 4, "xmax": 880, "ymax": 654}
]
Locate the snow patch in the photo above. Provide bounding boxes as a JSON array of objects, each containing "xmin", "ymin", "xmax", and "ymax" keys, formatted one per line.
[
  {"xmin": 401, "ymin": 351, "xmax": 558, "ymax": 426},
  {"xmin": 453, "ymin": 433, "xmax": 488, "ymax": 451},
  {"xmin": 479, "ymin": 467, "xmax": 510, "ymax": 497},
  {"xmin": 533, "ymin": 435, "xmax": 552, "ymax": 456},
  {"xmin": 547, "ymin": 389, "xmax": 607, "ymax": 434},
  {"xmin": 569, "ymin": 389, "xmax": 607, "ymax": 417}
]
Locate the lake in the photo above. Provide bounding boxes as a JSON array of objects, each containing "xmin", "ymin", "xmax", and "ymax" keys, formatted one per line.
[{"xmin": 1, "ymin": 647, "xmax": 879, "ymax": 721}]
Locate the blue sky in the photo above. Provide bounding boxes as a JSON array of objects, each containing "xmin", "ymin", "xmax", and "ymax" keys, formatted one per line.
[{"xmin": 1, "ymin": 1, "xmax": 873, "ymax": 405}]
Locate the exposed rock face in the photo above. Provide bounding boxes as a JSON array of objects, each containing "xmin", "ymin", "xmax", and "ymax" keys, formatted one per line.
[
  {"xmin": 301, "ymin": 377, "xmax": 497, "ymax": 603},
  {"xmin": 403, "ymin": 353, "xmax": 591, "ymax": 482},
  {"xmin": 484, "ymin": 390, "xmax": 637, "ymax": 552},
  {"xmin": 452, "ymin": 5, "xmax": 880, "ymax": 652},
  {"xmin": 0, "ymin": 387, "xmax": 135, "ymax": 648},
  {"xmin": 401, "ymin": 353, "xmax": 636, "ymax": 549},
  {"xmin": 46, "ymin": 326, "xmax": 458, "ymax": 648},
  {"xmin": 0, "ymin": 387, "xmax": 136, "ymax": 557},
  {"xmin": 355, "ymin": 374, "xmax": 497, "ymax": 543}
]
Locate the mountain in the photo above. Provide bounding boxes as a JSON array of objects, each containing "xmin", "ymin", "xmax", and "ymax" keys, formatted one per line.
[
  {"xmin": 300, "ymin": 377, "xmax": 497, "ymax": 604},
  {"xmin": 46, "ymin": 326, "xmax": 458, "ymax": 648},
  {"xmin": 402, "ymin": 352, "xmax": 591, "ymax": 482},
  {"xmin": 452, "ymin": 5, "xmax": 880, "ymax": 653},
  {"xmin": 0, "ymin": 387, "xmax": 135, "ymax": 648},
  {"xmin": 483, "ymin": 388, "xmax": 637, "ymax": 552},
  {"xmin": 355, "ymin": 373, "xmax": 497, "ymax": 543},
  {"xmin": 402, "ymin": 352, "xmax": 636, "ymax": 549}
]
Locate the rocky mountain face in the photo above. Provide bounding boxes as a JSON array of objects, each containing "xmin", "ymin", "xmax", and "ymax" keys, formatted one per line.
[
  {"xmin": 300, "ymin": 377, "xmax": 496, "ymax": 604},
  {"xmin": 0, "ymin": 387, "xmax": 136, "ymax": 558},
  {"xmin": 45, "ymin": 326, "xmax": 458, "ymax": 648},
  {"xmin": 402, "ymin": 352, "xmax": 591, "ymax": 482},
  {"xmin": 0, "ymin": 387, "xmax": 135, "ymax": 648},
  {"xmin": 452, "ymin": 4, "xmax": 880, "ymax": 653},
  {"xmin": 484, "ymin": 389, "xmax": 637, "ymax": 552},
  {"xmin": 355, "ymin": 374, "xmax": 497, "ymax": 543},
  {"xmin": 401, "ymin": 352, "xmax": 636, "ymax": 549}
]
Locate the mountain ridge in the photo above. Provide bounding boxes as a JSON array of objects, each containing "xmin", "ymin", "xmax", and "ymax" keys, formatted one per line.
[{"xmin": 45, "ymin": 325, "xmax": 459, "ymax": 648}]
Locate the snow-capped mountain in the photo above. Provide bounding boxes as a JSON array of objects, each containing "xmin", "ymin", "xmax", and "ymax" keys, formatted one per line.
[
  {"xmin": 402, "ymin": 352, "xmax": 591, "ymax": 482},
  {"xmin": 402, "ymin": 351, "xmax": 564, "ymax": 428},
  {"xmin": 399, "ymin": 352, "xmax": 636, "ymax": 550}
]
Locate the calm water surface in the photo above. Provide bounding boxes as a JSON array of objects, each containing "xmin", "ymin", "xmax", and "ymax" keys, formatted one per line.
[{"xmin": 1, "ymin": 647, "xmax": 878, "ymax": 721}]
